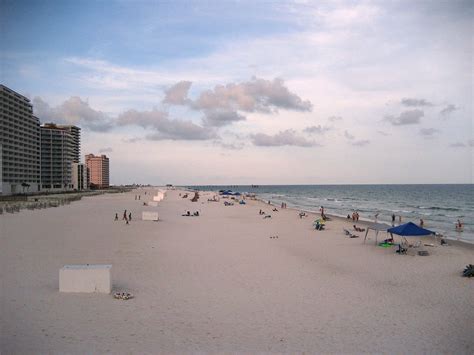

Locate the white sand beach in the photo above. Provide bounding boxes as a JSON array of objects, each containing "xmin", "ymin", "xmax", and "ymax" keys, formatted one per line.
[{"xmin": 1, "ymin": 188, "xmax": 473, "ymax": 353}]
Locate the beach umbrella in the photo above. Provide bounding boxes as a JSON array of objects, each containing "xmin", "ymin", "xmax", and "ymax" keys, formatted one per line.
[{"xmin": 387, "ymin": 222, "xmax": 435, "ymax": 236}]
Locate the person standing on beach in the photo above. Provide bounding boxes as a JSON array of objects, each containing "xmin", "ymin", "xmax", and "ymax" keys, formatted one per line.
[
  {"xmin": 420, "ymin": 218, "xmax": 424, "ymax": 227},
  {"xmin": 399, "ymin": 215, "xmax": 402, "ymax": 224},
  {"xmin": 114, "ymin": 213, "xmax": 118, "ymax": 221},
  {"xmin": 123, "ymin": 210, "xmax": 127, "ymax": 220},
  {"xmin": 129, "ymin": 212, "xmax": 132, "ymax": 221},
  {"xmin": 391, "ymin": 213, "xmax": 396, "ymax": 226}
]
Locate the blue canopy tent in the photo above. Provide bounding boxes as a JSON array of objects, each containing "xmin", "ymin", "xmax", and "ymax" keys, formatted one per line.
[
  {"xmin": 387, "ymin": 222, "xmax": 435, "ymax": 237},
  {"xmin": 387, "ymin": 222, "xmax": 435, "ymax": 251}
]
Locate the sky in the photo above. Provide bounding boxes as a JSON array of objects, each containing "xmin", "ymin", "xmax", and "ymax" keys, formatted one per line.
[{"xmin": 1, "ymin": 0, "xmax": 473, "ymax": 185}]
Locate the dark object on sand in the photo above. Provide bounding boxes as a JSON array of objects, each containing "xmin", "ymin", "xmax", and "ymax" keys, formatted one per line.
[
  {"xmin": 418, "ymin": 250, "xmax": 429, "ymax": 256},
  {"xmin": 114, "ymin": 292, "xmax": 134, "ymax": 300},
  {"xmin": 462, "ymin": 264, "xmax": 474, "ymax": 278},
  {"xmin": 191, "ymin": 192, "xmax": 199, "ymax": 202}
]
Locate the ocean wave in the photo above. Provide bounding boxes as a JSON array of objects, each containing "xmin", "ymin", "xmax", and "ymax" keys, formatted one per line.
[{"xmin": 417, "ymin": 206, "xmax": 460, "ymax": 211}]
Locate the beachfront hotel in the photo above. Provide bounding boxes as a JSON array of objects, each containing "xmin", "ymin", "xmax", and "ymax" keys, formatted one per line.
[
  {"xmin": 85, "ymin": 153, "xmax": 109, "ymax": 189},
  {"xmin": 0, "ymin": 84, "xmax": 41, "ymax": 195},
  {"xmin": 40, "ymin": 123, "xmax": 78, "ymax": 191}
]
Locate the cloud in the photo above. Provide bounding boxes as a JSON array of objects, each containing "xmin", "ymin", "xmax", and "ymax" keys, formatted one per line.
[
  {"xmin": 419, "ymin": 128, "xmax": 439, "ymax": 136},
  {"xmin": 251, "ymin": 129, "xmax": 318, "ymax": 147},
  {"xmin": 99, "ymin": 147, "xmax": 113, "ymax": 153},
  {"xmin": 191, "ymin": 77, "xmax": 312, "ymax": 113},
  {"xmin": 440, "ymin": 104, "xmax": 458, "ymax": 117},
  {"xmin": 344, "ymin": 130, "xmax": 355, "ymax": 140},
  {"xmin": 117, "ymin": 108, "xmax": 168, "ymax": 129},
  {"xmin": 352, "ymin": 139, "xmax": 370, "ymax": 147},
  {"xmin": 304, "ymin": 125, "xmax": 331, "ymax": 135},
  {"xmin": 328, "ymin": 115, "xmax": 343, "ymax": 122},
  {"xmin": 118, "ymin": 109, "xmax": 215, "ymax": 140},
  {"xmin": 385, "ymin": 109, "xmax": 424, "ymax": 125},
  {"xmin": 202, "ymin": 109, "xmax": 246, "ymax": 127},
  {"xmin": 469, "ymin": 140, "xmax": 474, "ymax": 147},
  {"xmin": 122, "ymin": 137, "xmax": 142, "ymax": 143},
  {"xmin": 163, "ymin": 81, "xmax": 192, "ymax": 105},
  {"xmin": 401, "ymin": 98, "xmax": 433, "ymax": 107},
  {"xmin": 33, "ymin": 96, "xmax": 114, "ymax": 132},
  {"xmin": 213, "ymin": 140, "xmax": 245, "ymax": 150},
  {"xmin": 376, "ymin": 130, "xmax": 390, "ymax": 136},
  {"xmin": 449, "ymin": 142, "xmax": 466, "ymax": 147}
]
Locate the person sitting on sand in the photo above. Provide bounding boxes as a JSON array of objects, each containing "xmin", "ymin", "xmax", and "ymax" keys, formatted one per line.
[
  {"xmin": 193, "ymin": 211, "xmax": 199, "ymax": 216},
  {"xmin": 353, "ymin": 225, "xmax": 365, "ymax": 232},
  {"xmin": 263, "ymin": 215, "xmax": 271, "ymax": 219},
  {"xmin": 259, "ymin": 209, "xmax": 265, "ymax": 215},
  {"xmin": 273, "ymin": 208, "xmax": 278, "ymax": 212},
  {"xmin": 182, "ymin": 211, "xmax": 191, "ymax": 216}
]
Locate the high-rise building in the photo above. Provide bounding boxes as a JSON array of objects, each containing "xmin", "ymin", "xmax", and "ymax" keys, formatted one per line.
[
  {"xmin": 57, "ymin": 125, "xmax": 81, "ymax": 163},
  {"xmin": 40, "ymin": 123, "xmax": 76, "ymax": 191},
  {"xmin": 0, "ymin": 85, "xmax": 41, "ymax": 195},
  {"xmin": 85, "ymin": 154, "xmax": 109, "ymax": 189},
  {"xmin": 72, "ymin": 162, "xmax": 88, "ymax": 190}
]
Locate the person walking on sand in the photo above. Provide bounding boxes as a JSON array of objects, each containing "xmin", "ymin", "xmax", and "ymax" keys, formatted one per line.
[
  {"xmin": 123, "ymin": 210, "xmax": 127, "ymax": 220},
  {"xmin": 420, "ymin": 218, "xmax": 424, "ymax": 227},
  {"xmin": 114, "ymin": 213, "xmax": 118, "ymax": 221},
  {"xmin": 391, "ymin": 213, "xmax": 396, "ymax": 226},
  {"xmin": 129, "ymin": 212, "xmax": 132, "ymax": 221}
]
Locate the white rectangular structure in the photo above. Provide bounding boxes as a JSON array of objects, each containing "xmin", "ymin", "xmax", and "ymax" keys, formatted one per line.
[
  {"xmin": 153, "ymin": 195, "xmax": 163, "ymax": 202},
  {"xmin": 59, "ymin": 264, "xmax": 112, "ymax": 293},
  {"xmin": 142, "ymin": 211, "xmax": 159, "ymax": 221},
  {"xmin": 148, "ymin": 201, "xmax": 159, "ymax": 207}
]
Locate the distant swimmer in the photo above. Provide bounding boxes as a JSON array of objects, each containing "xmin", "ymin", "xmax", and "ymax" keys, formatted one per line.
[{"xmin": 456, "ymin": 219, "xmax": 464, "ymax": 231}]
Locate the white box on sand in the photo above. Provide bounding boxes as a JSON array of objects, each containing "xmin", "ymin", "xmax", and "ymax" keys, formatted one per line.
[
  {"xmin": 148, "ymin": 201, "xmax": 159, "ymax": 207},
  {"xmin": 142, "ymin": 211, "xmax": 159, "ymax": 221},
  {"xmin": 59, "ymin": 264, "xmax": 112, "ymax": 293},
  {"xmin": 153, "ymin": 195, "xmax": 163, "ymax": 202}
]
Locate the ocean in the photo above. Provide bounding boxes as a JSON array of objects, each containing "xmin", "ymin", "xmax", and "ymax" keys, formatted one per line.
[{"xmin": 189, "ymin": 184, "xmax": 474, "ymax": 244}]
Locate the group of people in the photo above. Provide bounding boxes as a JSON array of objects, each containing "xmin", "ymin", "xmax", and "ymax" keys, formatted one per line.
[
  {"xmin": 350, "ymin": 211, "xmax": 360, "ymax": 221},
  {"xmin": 115, "ymin": 210, "xmax": 132, "ymax": 224},
  {"xmin": 281, "ymin": 202, "xmax": 287, "ymax": 209},
  {"xmin": 134, "ymin": 195, "xmax": 141, "ymax": 200}
]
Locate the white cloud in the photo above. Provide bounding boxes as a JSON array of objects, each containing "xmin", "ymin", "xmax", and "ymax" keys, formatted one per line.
[
  {"xmin": 251, "ymin": 129, "xmax": 318, "ymax": 147},
  {"xmin": 163, "ymin": 81, "xmax": 192, "ymax": 105},
  {"xmin": 33, "ymin": 96, "xmax": 114, "ymax": 132},
  {"xmin": 385, "ymin": 109, "xmax": 424, "ymax": 126},
  {"xmin": 440, "ymin": 104, "xmax": 458, "ymax": 117},
  {"xmin": 401, "ymin": 98, "xmax": 433, "ymax": 107},
  {"xmin": 419, "ymin": 128, "xmax": 439, "ymax": 136}
]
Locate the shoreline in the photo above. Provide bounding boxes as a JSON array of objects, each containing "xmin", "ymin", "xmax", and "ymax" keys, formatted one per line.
[{"xmin": 250, "ymin": 195, "xmax": 474, "ymax": 248}]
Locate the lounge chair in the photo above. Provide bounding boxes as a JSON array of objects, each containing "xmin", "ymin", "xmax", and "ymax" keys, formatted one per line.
[{"xmin": 343, "ymin": 228, "xmax": 359, "ymax": 238}]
